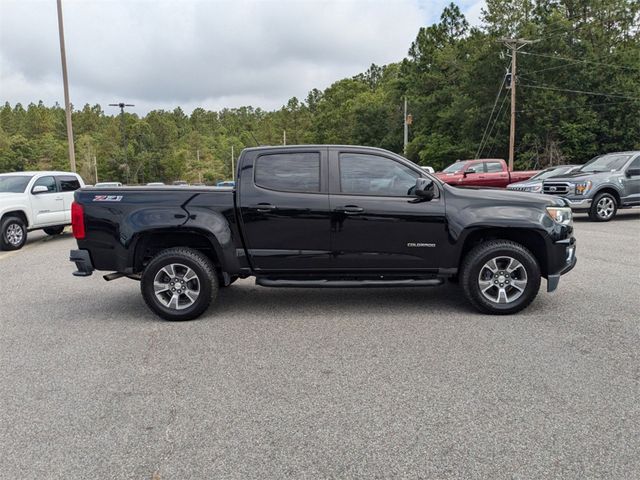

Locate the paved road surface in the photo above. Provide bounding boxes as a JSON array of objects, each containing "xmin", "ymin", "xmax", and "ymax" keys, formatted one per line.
[{"xmin": 1, "ymin": 212, "xmax": 639, "ymax": 479}]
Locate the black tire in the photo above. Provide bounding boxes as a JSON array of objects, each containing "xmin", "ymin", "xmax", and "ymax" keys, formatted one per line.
[
  {"xmin": 588, "ymin": 192, "xmax": 617, "ymax": 222},
  {"xmin": 140, "ymin": 248, "xmax": 218, "ymax": 321},
  {"xmin": 0, "ymin": 216, "xmax": 27, "ymax": 251},
  {"xmin": 460, "ymin": 240, "xmax": 541, "ymax": 315},
  {"xmin": 44, "ymin": 226, "xmax": 65, "ymax": 236}
]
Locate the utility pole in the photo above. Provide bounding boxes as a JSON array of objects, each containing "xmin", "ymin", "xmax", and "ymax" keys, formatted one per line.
[
  {"xmin": 56, "ymin": 0, "xmax": 76, "ymax": 173},
  {"xmin": 283, "ymin": 130, "xmax": 287, "ymax": 146},
  {"xmin": 93, "ymin": 155, "xmax": 98, "ymax": 184},
  {"xmin": 109, "ymin": 102, "xmax": 135, "ymax": 183},
  {"xmin": 403, "ymin": 96, "xmax": 408, "ymax": 156},
  {"xmin": 500, "ymin": 38, "xmax": 538, "ymax": 171}
]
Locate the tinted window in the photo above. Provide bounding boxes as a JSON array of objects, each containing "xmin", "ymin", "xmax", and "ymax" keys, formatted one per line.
[
  {"xmin": 255, "ymin": 152, "xmax": 320, "ymax": 192},
  {"xmin": 627, "ymin": 156, "xmax": 640, "ymax": 171},
  {"xmin": 484, "ymin": 161, "xmax": 503, "ymax": 173},
  {"xmin": 0, "ymin": 175, "xmax": 33, "ymax": 193},
  {"xmin": 339, "ymin": 153, "xmax": 418, "ymax": 196},
  {"xmin": 32, "ymin": 176, "xmax": 57, "ymax": 193},
  {"xmin": 58, "ymin": 176, "xmax": 81, "ymax": 192}
]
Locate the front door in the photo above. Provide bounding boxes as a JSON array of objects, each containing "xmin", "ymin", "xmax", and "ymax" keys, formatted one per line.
[
  {"xmin": 622, "ymin": 156, "xmax": 640, "ymax": 205},
  {"xmin": 238, "ymin": 148, "xmax": 331, "ymax": 272},
  {"xmin": 29, "ymin": 175, "xmax": 65, "ymax": 227},
  {"xmin": 329, "ymin": 149, "xmax": 449, "ymax": 271},
  {"xmin": 56, "ymin": 175, "xmax": 82, "ymax": 221}
]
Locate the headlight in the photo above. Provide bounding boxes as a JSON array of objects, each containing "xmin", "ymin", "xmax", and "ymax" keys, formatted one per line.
[
  {"xmin": 546, "ymin": 206, "xmax": 573, "ymax": 225},
  {"xmin": 530, "ymin": 185, "xmax": 542, "ymax": 193},
  {"xmin": 574, "ymin": 181, "xmax": 591, "ymax": 195}
]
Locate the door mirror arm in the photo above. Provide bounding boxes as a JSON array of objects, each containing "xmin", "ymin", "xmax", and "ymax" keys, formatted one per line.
[{"xmin": 411, "ymin": 178, "xmax": 436, "ymax": 202}]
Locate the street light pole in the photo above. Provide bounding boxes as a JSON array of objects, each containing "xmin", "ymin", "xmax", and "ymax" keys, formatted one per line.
[
  {"xmin": 56, "ymin": 0, "xmax": 76, "ymax": 173},
  {"xmin": 109, "ymin": 102, "xmax": 135, "ymax": 183}
]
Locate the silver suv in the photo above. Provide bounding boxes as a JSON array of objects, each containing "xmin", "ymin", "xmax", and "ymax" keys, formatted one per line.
[{"xmin": 542, "ymin": 152, "xmax": 640, "ymax": 221}]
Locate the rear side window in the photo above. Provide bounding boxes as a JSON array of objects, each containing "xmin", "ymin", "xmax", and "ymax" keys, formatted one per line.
[
  {"xmin": 484, "ymin": 161, "xmax": 503, "ymax": 173},
  {"xmin": 32, "ymin": 176, "xmax": 57, "ymax": 193},
  {"xmin": 58, "ymin": 176, "xmax": 81, "ymax": 192},
  {"xmin": 255, "ymin": 152, "xmax": 320, "ymax": 193}
]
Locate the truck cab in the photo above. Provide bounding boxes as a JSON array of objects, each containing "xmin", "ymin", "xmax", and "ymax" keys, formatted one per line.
[
  {"xmin": 542, "ymin": 151, "xmax": 640, "ymax": 221},
  {"xmin": 0, "ymin": 171, "xmax": 85, "ymax": 250}
]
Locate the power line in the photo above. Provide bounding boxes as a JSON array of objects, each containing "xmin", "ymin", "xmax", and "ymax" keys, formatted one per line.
[
  {"xmin": 475, "ymin": 63, "xmax": 510, "ymax": 158},
  {"xmin": 519, "ymin": 83, "xmax": 640, "ymax": 101},
  {"xmin": 479, "ymin": 92, "xmax": 509, "ymax": 158},
  {"xmin": 519, "ymin": 51, "xmax": 640, "ymax": 71},
  {"xmin": 516, "ymin": 99, "xmax": 638, "ymax": 113}
]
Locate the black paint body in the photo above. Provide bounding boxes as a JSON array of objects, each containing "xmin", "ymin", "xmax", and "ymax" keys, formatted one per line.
[{"xmin": 73, "ymin": 146, "xmax": 576, "ymax": 286}]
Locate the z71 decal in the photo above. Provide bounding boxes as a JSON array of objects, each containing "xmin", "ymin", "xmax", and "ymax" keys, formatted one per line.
[{"xmin": 93, "ymin": 195, "xmax": 123, "ymax": 202}]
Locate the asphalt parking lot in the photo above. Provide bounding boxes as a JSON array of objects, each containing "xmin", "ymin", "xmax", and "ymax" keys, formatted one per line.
[{"xmin": 1, "ymin": 211, "xmax": 639, "ymax": 479}]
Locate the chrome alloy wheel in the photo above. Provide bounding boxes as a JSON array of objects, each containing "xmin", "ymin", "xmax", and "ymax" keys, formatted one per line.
[
  {"xmin": 153, "ymin": 263, "xmax": 200, "ymax": 310},
  {"xmin": 478, "ymin": 256, "xmax": 528, "ymax": 304},
  {"xmin": 596, "ymin": 196, "xmax": 615, "ymax": 219},
  {"xmin": 5, "ymin": 223, "xmax": 24, "ymax": 246}
]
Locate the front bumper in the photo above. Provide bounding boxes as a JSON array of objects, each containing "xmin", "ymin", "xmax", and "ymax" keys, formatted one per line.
[
  {"xmin": 70, "ymin": 249, "xmax": 94, "ymax": 277},
  {"xmin": 563, "ymin": 197, "xmax": 592, "ymax": 210},
  {"xmin": 546, "ymin": 238, "xmax": 576, "ymax": 292}
]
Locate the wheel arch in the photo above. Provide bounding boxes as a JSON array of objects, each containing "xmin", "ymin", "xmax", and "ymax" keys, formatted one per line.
[
  {"xmin": 131, "ymin": 228, "xmax": 234, "ymax": 283},
  {"xmin": 593, "ymin": 186, "xmax": 621, "ymax": 205},
  {"xmin": 458, "ymin": 227, "xmax": 550, "ymax": 277},
  {"xmin": 1, "ymin": 209, "xmax": 29, "ymax": 228}
]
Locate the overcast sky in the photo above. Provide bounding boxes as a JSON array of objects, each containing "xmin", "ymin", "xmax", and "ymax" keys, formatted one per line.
[{"xmin": 0, "ymin": 0, "xmax": 485, "ymax": 115}]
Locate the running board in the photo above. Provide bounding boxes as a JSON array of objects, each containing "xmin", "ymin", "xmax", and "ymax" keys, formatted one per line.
[{"xmin": 256, "ymin": 278, "xmax": 444, "ymax": 288}]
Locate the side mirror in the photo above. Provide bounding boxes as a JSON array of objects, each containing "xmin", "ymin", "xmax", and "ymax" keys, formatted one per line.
[
  {"xmin": 32, "ymin": 185, "xmax": 49, "ymax": 194},
  {"xmin": 415, "ymin": 178, "xmax": 435, "ymax": 201},
  {"xmin": 626, "ymin": 168, "xmax": 640, "ymax": 177},
  {"xmin": 463, "ymin": 167, "xmax": 476, "ymax": 177}
]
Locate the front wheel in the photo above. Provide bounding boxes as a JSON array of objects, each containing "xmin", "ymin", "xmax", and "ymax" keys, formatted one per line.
[
  {"xmin": 588, "ymin": 192, "xmax": 617, "ymax": 222},
  {"xmin": 140, "ymin": 248, "xmax": 218, "ymax": 321},
  {"xmin": 1, "ymin": 216, "xmax": 27, "ymax": 251},
  {"xmin": 460, "ymin": 240, "xmax": 541, "ymax": 315}
]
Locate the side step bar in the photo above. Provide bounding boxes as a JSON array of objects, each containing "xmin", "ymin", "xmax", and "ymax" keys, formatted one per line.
[{"xmin": 256, "ymin": 278, "xmax": 444, "ymax": 288}]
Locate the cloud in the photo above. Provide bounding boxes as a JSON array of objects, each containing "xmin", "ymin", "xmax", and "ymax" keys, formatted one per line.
[{"xmin": 0, "ymin": 0, "xmax": 482, "ymax": 114}]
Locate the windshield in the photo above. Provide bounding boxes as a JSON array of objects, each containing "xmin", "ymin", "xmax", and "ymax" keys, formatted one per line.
[
  {"xmin": 442, "ymin": 161, "xmax": 469, "ymax": 173},
  {"xmin": 579, "ymin": 154, "xmax": 631, "ymax": 173},
  {"xmin": 531, "ymin": 166, "xmax": 573, "ymax": 180},
  {"xmin": 0, "ymin": 175, "xmax": 33, "ymax": 193}
]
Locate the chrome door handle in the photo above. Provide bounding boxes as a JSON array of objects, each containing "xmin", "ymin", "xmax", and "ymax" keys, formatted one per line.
[
  {"xmin": 335, "ymin": 206, "xmax": 364, "ymax": 214},
  {"xmin": 250, "ymin": 203, "xmax": 277, "ymax": 213}
]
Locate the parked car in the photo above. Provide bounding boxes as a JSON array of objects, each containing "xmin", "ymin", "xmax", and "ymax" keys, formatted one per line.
[
  {"xmin": 421, "ymin": 166, "xmax": 435, "ymax": 174},
  {"xmin": 216, "ymin": 180, "xmax": 235, "ymax": 187},
  {"xmin": 436, "ymin": 158, "xmax": 539, "ymax": 188},
  {"xmin": 70, "ymin": 145, "xmax": 576, "ymax": 320},
  {"xmin": 543, "ymin": 151, "xmax": 640, "ymax": 221},
  {"xmin": 0, "ymin": 171, "xmax": 85, "ymax": 250},
  {"xmin": 95, "ymin": 182, "xmax": 123, "ymax": 188},
  {"xmin": 172, "ymin": 180, "xmax": 189, "ymax": 186},
  {"xmin": 146, "ymin": 182, "xmax": 165, "ymax": 186},
  {"xmin": 507, "ymin": 165, "xmax": 580, "ymax": 193}
]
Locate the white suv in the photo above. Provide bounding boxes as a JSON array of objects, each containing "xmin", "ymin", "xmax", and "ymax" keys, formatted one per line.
[{"xmin": 0, "ymin": 171, "xmax": 85, "ymax": 250}]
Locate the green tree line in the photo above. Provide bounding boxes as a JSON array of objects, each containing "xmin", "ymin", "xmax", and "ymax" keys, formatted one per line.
[{"xmin": 1, "ymin": 0, "xmax": 638, "ymax": 183}]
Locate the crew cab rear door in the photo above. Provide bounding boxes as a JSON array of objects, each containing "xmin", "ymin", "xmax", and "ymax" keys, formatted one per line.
[
  {"xmin": 237, "ymin": 147, "xmax": 331, "ymax": 271},
  {"xmin": 328, "ymin": 148, "xmax": 448, "ymax": 271}
]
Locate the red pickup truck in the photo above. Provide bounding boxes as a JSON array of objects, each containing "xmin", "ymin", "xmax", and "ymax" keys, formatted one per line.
[{"xmin": 435, "ymin": 159, "xmax": 539, "ymax": 188}]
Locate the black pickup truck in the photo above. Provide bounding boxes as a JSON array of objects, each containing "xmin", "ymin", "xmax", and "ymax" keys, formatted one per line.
[{"xmin": 70, "ymin": 145, "xmax": 576, "ymax": 320}]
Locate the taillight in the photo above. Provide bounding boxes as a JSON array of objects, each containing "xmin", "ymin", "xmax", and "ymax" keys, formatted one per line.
[{"xmin": 71, "ymin": 202, "xmax": 85, "ymax": 239}]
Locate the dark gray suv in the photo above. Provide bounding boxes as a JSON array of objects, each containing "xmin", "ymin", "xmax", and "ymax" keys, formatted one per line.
[{"xmin": 543, "ymin": 151, "xmax": 640, "ymax": 221}]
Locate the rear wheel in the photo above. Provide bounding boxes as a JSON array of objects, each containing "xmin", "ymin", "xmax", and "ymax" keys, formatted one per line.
[
  {"xmin": 588, "ymin": 192, "xmax": 617, "ymax": 222},
  {"xmin": 461, "ymin": 240, "xmax": 541, "ymax": 315},
  {"xmin": 44, "ymin": 226, "xmax": 65, "ymax": 236},
  {"xmin": 1, "ymin": 216, "xmax": 27, "ymax": 251},
  {"xmin": 140, "ymin": 248, "xmax": 218, "ymax": 321}
]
